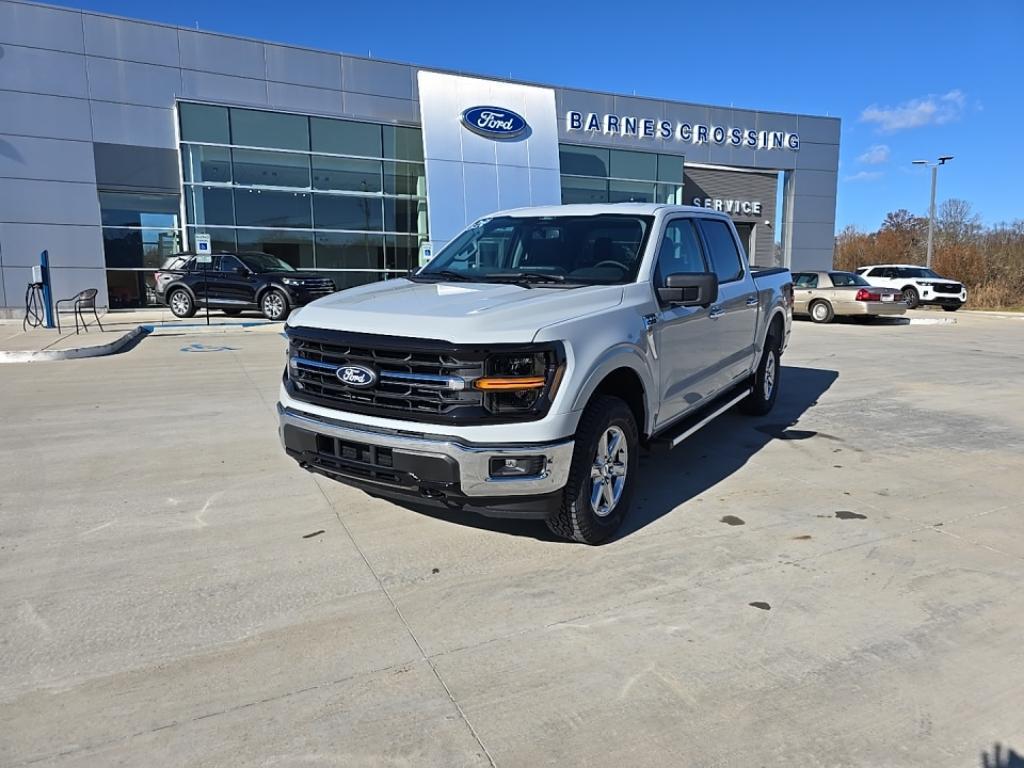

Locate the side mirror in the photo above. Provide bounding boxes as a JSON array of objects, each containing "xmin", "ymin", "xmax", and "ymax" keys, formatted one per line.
[{"xmin": 657, "ymin": 272, "xmax": 718, "ymax": 307}]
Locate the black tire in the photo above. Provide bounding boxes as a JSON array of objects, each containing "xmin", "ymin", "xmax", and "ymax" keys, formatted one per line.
[
  {"xmin": 222, "ymin": 309, "xmax": 243, "ymax": 317},
  {"xmin": 902, "ymin": 287, "xmax": 920, "ymax": 309},
  {"xmin": 809, "ymin": 299, "xmax": 834, "ymax": 324},
  {"xmin": 942, "ymin": 305, "xmax": 959, "ymax": 312},
  {"xmin": 168, "ymin": 288, "xmax": 196, "ymax": 318},
  {"xmin": 260, "ymin": 289, "xmax": 289, "ymax": 321},
  {"xmin": 546, "ymin": 396, "xmax": 639, "ymax": 545},
  {"xmin": 741, "ymin": 338, "xmax": 781, "ymax": 416}
]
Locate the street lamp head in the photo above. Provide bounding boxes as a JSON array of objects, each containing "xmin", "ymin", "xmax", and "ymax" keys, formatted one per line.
[
  {"xmin": 912, "ymin": 160, "xmax": 928, "ymax": 165},
  {"xmin": 938, "ymin": 155, "xmax": 954, "ymax": 164}
]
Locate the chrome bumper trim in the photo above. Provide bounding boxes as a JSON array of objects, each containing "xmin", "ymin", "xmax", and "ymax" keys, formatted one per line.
[{"xmin": 278, "ymin": 404, "xmax": 574, "ymax": 497}]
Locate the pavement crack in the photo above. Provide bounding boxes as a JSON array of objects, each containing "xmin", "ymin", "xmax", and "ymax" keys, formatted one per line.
[{"xmin": 311, "ymin": 477, "xmax": 498, "ymax": 768}]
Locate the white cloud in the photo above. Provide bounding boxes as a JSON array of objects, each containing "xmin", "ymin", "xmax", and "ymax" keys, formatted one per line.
[
  {"xmin": 860, "ymin": 90, "xmax": 966, "ymax": 132},
  {"xmin": 857, "ymin": 144, "xmax": 890, "ymax": 165},
  {"xmin": 845, "ymin": 170, "xmax": 884, "ymax": 182}
]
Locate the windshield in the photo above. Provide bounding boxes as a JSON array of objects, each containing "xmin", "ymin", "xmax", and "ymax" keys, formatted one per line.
[
  {"xmin": 417, "ymin": 214, "xmax": 654, "ymax": 285},
  {"xmin": 899, "ymin": 267, "xmax": 939, "ymax": 278},
  {"xmin": 238, "ymin": 253, "xmax": 296, "ymax": 273},
  {"xmin": 829, "ymin": 272, "xmax": 870, "ymax": 287}
]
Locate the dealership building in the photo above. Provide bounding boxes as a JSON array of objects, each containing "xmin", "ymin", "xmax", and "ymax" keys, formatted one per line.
[{"xmin": 0, "ymin": 0, "xmax": 840, "ymax": 312}]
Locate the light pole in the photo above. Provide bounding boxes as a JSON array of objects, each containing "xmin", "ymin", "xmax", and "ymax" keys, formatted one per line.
[{"xmin": 912, "ymin": 155, "xmax": 954, "ymax": 269}]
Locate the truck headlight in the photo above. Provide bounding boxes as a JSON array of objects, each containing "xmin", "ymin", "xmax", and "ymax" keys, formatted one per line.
[
  {"xmin": 281, "ymin": 277, "xmax": 304, "ymax": 286},
  {"xmin": 475, "ymin": 348, "xmax": 564, "ymax": 415}
]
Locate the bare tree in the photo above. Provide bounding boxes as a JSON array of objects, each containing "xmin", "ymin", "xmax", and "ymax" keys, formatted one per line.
[
  {"xmin": 834, "ymin": 205, "xmax": 1024, "ymax": 309},
  {"xmin": 937, "ymin": 198, "xmax": 982, "ymax": 244}
]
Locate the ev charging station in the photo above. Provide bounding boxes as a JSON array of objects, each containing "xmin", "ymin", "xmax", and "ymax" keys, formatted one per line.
[{"xmin": 23, "ymin": 250, "xmax": 54, "ymax": 331}]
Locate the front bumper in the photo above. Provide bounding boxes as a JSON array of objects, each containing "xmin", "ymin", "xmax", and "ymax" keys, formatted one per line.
[
  {"xmin": 284, "ymin": 287, "xmax": 335, "ymax": 306},
  {"xmin": 919, "ymin": 287, "xmax": 967, "ymax": 306},
  {"xmin": 278, "ymin": 404, "xmax": 574, "ymax": 518},
  {"xmin": 920, "ymin": 296, "xmax": 965, "ymax": 307}
]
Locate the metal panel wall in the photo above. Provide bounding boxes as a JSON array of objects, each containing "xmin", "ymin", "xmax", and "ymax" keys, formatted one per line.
[{"xmin": 417, "ymin": 71, "xmax": 561, "ymax": 250}]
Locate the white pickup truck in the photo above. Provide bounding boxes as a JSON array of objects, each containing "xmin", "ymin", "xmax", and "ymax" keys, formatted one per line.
[{"xmin": 278, "ymin": 204, "xmax": 792, "ymax": 543}]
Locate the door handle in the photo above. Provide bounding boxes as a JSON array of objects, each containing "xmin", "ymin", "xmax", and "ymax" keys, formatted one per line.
[
  {"xmin": 709, "ymin": 305, "xmax": 724, "ymax": 320},
  {"xmin": 745, "ymin": 295, "xmax": 758, "ymax": 307}
]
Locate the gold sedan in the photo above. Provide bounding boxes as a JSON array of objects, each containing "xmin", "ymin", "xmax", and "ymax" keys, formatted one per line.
[{"xmin": 793, "ymin": 271, "xmax": 906, "ymax": 324}]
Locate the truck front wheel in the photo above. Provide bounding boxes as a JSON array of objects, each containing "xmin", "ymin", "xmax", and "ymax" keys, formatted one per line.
[{"xmin": 546, "ymin": 396, "xmax": 639, "ymax": 545}]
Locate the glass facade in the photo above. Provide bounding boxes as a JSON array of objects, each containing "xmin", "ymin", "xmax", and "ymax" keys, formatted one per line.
[
  {"xmin": 178, "ymin": 102, "xmax": 428, "ymax": 285},
  {"xmin": 101, "ymin": 192, "xmax": 182, "ymax": 308},
  {"xmin": 559, "ymin": 145, "xmax": 685, "ymax": 205}
]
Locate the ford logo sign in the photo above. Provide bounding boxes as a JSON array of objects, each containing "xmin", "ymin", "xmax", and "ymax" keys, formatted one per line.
[
  {"xmin": 336, "ymin": 364, "xmax": 377, "ymax": 389},
  {"xmin": 460, "ymin": 106, "xmax": 529, "ymax": 140}
]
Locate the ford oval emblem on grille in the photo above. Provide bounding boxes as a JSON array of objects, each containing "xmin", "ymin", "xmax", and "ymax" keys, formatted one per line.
[
  {"xmin": 460, "ymin": 106, "xmax": 529, "ymax": 140},
  {"xmin": 336, "ymin": 364, "xmax": 377, "ymax": 389}
]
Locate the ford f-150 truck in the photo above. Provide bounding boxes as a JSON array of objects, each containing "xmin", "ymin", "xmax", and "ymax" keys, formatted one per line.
[{"xmin": 278, "ymin": 204, "xmax": 792, "ymax": 543}]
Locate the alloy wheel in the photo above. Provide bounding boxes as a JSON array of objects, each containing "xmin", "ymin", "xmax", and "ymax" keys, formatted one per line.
[
  {"xmin": 263, "ymin": 292, "xmax": 285, "ymax": 320},
  {"xmin": 171, "ymin": 291, "xmax": 190, "ymax": 316},
  {"xmin": 763, "ymin": 350, "xmax": 776, "ymax": 400},
  {"xmin": 590, "ymin": 426, "xmax": 628, "ymax": 518}
]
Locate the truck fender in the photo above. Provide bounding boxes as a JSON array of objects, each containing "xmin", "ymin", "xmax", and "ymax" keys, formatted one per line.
[
  {"xmin": 165, "ymin": 280, "xmax": 197, "ymax": 302},
  {"xmin": 569, "ymin": 342, "xmax": 656, "ymax": 436},
  {"xmin": 756, "ymin": 306, "xmax": 788, "ymax": 357}
]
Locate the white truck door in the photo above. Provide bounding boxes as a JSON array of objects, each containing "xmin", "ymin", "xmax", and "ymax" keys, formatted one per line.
[
  {"xmin": 652, "ymin": 217, "xmax": 718, "ymax": 429},
  {"xmin": 695, "ymin": 218, "xmax": 759, "ymax": 395}
]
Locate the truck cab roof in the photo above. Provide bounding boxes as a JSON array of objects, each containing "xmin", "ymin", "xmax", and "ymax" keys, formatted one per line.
[{"xmin": 483, "ymin": 203, "xmax": 734, "ymax": 221}]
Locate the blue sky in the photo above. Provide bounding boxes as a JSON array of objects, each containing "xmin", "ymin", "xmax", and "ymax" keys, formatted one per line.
[{"xmin": 57, "ymin": 0, "xmax": 1024, "ymax": 230}]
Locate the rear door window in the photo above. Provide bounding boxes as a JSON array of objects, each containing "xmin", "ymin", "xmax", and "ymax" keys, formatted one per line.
[
  {"xmin": 696, "ymin": 219, "xmax": 744, "ymax": 283},
  {"xmin": 793, "ymin": 273, "xmax": 818, "ymax": 288},
  {"xmin": 186, "ymin": 256, "xmax": 219, "ymax": 272},
  {"xmin": 829, "ymin": 272, "xmax": 869, "ymax": 287}
]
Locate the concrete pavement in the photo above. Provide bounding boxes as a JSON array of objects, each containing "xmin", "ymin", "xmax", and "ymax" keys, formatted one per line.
[{"xmin": 0, "ymin": 312, "xmax": 1022, "ymax": 766}]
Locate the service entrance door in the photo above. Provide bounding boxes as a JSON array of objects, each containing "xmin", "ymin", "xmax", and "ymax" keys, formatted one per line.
[{"xmin": 734, "ymin": 222, "xmax": 755, "ymax": 265}]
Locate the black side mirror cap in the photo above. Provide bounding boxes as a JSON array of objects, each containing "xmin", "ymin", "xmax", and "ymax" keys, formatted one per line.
[{"xmin": 657, "ymin": 272, "xmax": 719, "ymax": 307}]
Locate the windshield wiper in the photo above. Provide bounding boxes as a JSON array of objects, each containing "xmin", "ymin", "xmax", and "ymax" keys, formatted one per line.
[
  {"xmin": 410, "ymin": 270, "xmax": 474, "ymax": 282},
  {"xmin": 481, "ymin": 272, "xmax": 568, "ymax": 286}
]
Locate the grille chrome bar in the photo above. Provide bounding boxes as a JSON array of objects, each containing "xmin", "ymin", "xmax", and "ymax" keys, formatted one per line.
[
  {"xmin": 291, "ymin": 356, "xmax": 467, "ymax": 391},
  {"xmin": 380, "ymin": 370, "xmax": 466, "ymax": 391}
]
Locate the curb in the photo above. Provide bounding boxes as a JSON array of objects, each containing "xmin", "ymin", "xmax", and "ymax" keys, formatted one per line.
[
  {"xmin": 143, "ymin": 321, "xmax": 281, "ymax": 336},
  {"xmin": 0, "ymin": 325, "xmax": 149, "ymax": 363},
  {"xmin": 0, "ymin": 321, "xmax": 280, "ymax": 363}
]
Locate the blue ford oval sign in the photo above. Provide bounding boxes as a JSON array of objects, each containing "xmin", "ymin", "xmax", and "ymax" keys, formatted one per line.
[
  {"xmin": 336, "ymin": 364, "xmax": 377, "ymax": 389},
  {"xmin": 460, "ymin": 106, "xmax": 529, "ymax": 140}
]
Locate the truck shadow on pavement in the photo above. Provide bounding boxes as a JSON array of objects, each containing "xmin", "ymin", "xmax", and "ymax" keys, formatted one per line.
[
  {"xmin": 982, "ymin": 743, "xmax": 1024, "ymax": 768},
  {"xmin": 619, "ymin": 364, "xmax": 839, "ymax": 540},
  {"xmin": 377, "ymin": 365, "xmax": 838, "ymax": 543}
]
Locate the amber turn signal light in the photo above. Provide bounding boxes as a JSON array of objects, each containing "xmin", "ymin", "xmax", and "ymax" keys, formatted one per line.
[{"xmin": 473, "ymin": 376, "xmax": 547, "ymax": 391}]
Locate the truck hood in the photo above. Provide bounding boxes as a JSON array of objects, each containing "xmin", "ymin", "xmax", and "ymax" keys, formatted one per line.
[{"xmin": 290, "ymin": 278, "xmax": 624, "ymax": 343}]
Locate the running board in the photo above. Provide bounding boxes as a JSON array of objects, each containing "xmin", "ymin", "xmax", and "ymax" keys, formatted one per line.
[{"xmin": 652, "ymin": 387, "xmax": 752, "ymax": 450}]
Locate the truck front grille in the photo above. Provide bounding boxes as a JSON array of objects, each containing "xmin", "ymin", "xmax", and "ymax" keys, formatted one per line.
[
  {"xmin": 286, "ymin": 327, "xmax": 486, "ymax": 421},
  {"xmin": 933, "ymin": 283, "xmax": 963, "ymax": 294}
]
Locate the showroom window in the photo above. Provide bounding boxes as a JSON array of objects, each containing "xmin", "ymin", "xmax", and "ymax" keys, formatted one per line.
[
  {"xmin": 559, "ymin": 145, "xmax": 685, "ymax": 205},
  {"xmin": 177, "ymin": 102, "xmax": 428, "ymax": 284},
  {"xmin": 100, "ymin": 192, "xmax": 181, "ymax": 309}
]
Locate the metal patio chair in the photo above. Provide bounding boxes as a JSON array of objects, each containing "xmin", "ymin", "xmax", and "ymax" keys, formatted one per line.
[{"xmin": 56, "ymin": 288, "xmax": 104, "ymax": 334}]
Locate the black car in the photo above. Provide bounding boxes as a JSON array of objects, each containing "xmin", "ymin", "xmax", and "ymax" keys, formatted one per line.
[{"xmin": 156, "ymin": 251, "xmax": 336, "ymax": 321}]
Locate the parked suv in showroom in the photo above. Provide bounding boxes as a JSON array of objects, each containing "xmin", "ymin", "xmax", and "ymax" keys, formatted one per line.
[
  {"xmin": 157, "ymin": 252, "xmax": 336, "ymax": 320},
  {"xmin": 856, "ymin": 264, "xmax": 967, "ymax": 311}
]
